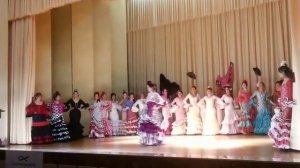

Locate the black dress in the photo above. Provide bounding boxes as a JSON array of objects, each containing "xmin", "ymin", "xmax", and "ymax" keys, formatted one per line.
[{"xmin": 65, "ymin": 99, "xmax": 89, "ymax": 140}]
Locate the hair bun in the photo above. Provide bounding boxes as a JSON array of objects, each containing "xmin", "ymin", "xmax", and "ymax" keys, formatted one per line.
[
  {"xmin": 280, "ymin": 61, "xmax": 288, "ymax": 67},
  {"xmin": 242, "ymin": 80, "xmax": 248, "ymax": 86},
  {"xmin": 147, "ymin": 81, "xmax": 155, "ymax": 87}
]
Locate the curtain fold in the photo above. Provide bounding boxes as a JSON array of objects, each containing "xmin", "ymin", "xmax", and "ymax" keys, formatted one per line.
[
  {"xmin": 127, "ymin": 0, "xmax": 282, "ymax": 31},
  {"xmin": 8, "ymin": 0, "xmax": 82, "ymax": 144},
  {"xmin": 9, "ymin": 0, "xmax": 81, "ymax": 21},
  {"xmin": 127, "ymin": 0, "xmax": 291, "ymax": 96},
  {"xmin": 9, "ymin": 17, "xmax": 36, "ymax": 144}
]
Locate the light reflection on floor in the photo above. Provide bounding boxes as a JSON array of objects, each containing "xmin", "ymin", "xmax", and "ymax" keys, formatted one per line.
[{"xmin": 1, "ymin": 135, "xmax": 300, "ymax": 163}]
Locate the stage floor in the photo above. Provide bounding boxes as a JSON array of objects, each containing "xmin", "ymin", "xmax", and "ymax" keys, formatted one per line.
[{"xmin": 1, "ymin": 135, "xmax": 300, "ymax": 163}]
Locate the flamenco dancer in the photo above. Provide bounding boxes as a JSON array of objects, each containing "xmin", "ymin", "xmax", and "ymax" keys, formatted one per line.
[
  {"xmin": 99, "ymin": 92, "xmax": 113, "ymax": 136},
  {"xmin": 236, "ymin": 80, "xmax": 254, "ymax": 134},
  {"xmin": 269, "ymin": 62, "xmax": 294, "ymax": 149},
  {"xmin": 110, "ymin": 93, "xmax": 122, "ymax": 136},
  {"xmin": 131, "ymin": 93, "xmax": 147, "ymax": 131},
  {"xmin": 161, "ymin": 89, "xmax": 173, "ymax": 135},
  {"xmin": 170, "ymin": 90, "xmax": 187, "ymax": 135},
  {"xmin": 26, "ymin": 93, "xmax": 53, "ymax": 144},
  {"xmin": 251, "ymin": 82, "xmax": 272, "ymax": 135},
  {"xmin": 48, "ymin": 91, "xmax": 70, "ymax": 142},
  {"xmin": 200, "ymin": 87, "xmax": 220, "ymax": 136},
  {"xmin": 65, "ymin": 90, "xmax": 89, "ymax": 140},
  {"xmin": 138, "ymin": 81, "xmax": 166, "ymax": 146},
  {"xmin": 183, "ymin": 86, "xmax": 202, "ymax": 135},
  {"xmin": 89, "ymin": 92, "xmax": 112, "ymax": 138},
  {"xmin": 124, "ymin": 93, "xmax": 139, "ymax": 135},
  {"xmin": 119, "ymin": 91, "xmax": 128, "ymax": 135},
  {"xmin": 219, "ymin": 86, "xmax": 239, "ymax": 134}
]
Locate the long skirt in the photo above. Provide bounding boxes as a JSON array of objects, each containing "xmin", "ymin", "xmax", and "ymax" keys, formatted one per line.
[
  {"xmin": 50, "ymin": 115, "xmax": 70, "ymax": 142},
  {"xmin": 31, "ymin": 125, "xmax": 53, "ymax": 144}
]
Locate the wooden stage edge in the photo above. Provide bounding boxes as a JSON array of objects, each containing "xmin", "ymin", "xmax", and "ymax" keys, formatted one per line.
[{"xmin": 1, "ymin": 135, "xmax": 300, "ymax": 168}]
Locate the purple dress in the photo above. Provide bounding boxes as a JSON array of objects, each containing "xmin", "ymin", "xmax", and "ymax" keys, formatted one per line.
[{"xmin": 138, "ymin": 91, "xmax": 165, "ymax": 146}]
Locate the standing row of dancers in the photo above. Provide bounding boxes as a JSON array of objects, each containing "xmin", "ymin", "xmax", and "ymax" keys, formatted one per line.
[{"xmin": 26, "ymin": 62, "xmax": 294, "ymax": 149}]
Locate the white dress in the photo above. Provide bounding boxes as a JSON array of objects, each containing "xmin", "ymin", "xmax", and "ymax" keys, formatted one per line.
[
  {"xmin": 201, "ymin": 95, "xmax": 220, "ymax": 136},
  {"xmin": 110, "ymin": 101, "xmax": 122, "ymax": 136},
  {"xmin": 219, "ymin": 95, "xmax": 239, "ymax": 134},
  {"xmin": 183, "ymin": 93, "xmax": 202, "ymax": 134},
  {"xmin": 131, "ymin": 98, "xmax": 147, "ymax": 128},
  {"xmin": 160, "ymin": 96, "xmax": 172, "ymax": 133}
]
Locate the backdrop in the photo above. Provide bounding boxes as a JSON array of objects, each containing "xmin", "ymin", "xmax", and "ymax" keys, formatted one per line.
[{"xmin": 127, "ymin": 0, "xmax": 291, "ymax": 96}]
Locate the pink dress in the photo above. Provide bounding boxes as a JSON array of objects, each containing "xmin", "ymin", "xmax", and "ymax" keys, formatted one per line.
[
  {"xmin": 161, "ymin": 96, "xmax": 173, "ymax": 135},
  {"xmin": 171, "ymin": 97, "xmax": 186, "ymax": 135},
  {"xmin": 269, "ymin": 79, "xmax": 293, "ymax": 149}
]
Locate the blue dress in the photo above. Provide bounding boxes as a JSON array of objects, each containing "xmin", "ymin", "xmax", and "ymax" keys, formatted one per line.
[{"xmin": 251, "ymin": 91, "xmax": 271, "ymax": 135}]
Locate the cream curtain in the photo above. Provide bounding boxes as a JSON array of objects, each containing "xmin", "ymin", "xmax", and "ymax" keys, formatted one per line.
[
  {"xmin": 10, "ymin": 17, "xmax": 36, "ymax": 144},
  {"xmin": 127, "ymin": 0, "xmax": 282, "ymax": 31},
  {"xmin": 9, "ymin": 0, "xmax": 81, "ymax": 21},
  {"xmin": 8, "ymin": 0, "xmax": 82, "ymax": 144},
  {"xmin": 127, "ymin": 0, "xmax": 291, "ymax": 96}
]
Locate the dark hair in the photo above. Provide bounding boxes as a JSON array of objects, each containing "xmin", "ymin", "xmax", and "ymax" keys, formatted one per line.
[
  {"xmin": 122, "ymin": 91, "xmax": 128, "ymax": 95},
  {"xmin": 129, "ymin": 92, "xmax": 135, "ymax": 97},
  {"xmin": 111, "ymin": 93, "xmax": 116, "ymax": 99},
  {"xmin": 191, "ymin": 85, "xmax": 197, "ymax": 90},
  {"xmin": 100, "ymin": 91, "xmax": 106, "ymax": 98},
  {"xmin": 278, "ymin": 64, "xmax": 294, "ymax": 79},
  {"xmin": 73, "ymin": 89, "xmax": 79, "ymax": 95},
  {"xmin": 53, "ymin": 91, "xmax": 61, "ymax": 100},
  {"xmin": 147, "ymin": 81, "xmax": 155, "ymax": 88},
  {"xmin": 94, "ymin": 92, "xmax": 100, "ymax": 97},
  {"xmin": 34, "ymin": 92, "xmax": 42, "ymax": 100},
  {"xmin": 140, "ymin": 92, "xmax": 146, "ymax": 97},
  {"xmin": 207, "ymin": 86, "xmax": 213, "ymax": 91},
  {"xmin": 177, "ymin": 90, "xmax": 183, "ymax": 94},
  {"xmin": 242, "ymin": 80, "xmax": 248, "ymax": 86}
]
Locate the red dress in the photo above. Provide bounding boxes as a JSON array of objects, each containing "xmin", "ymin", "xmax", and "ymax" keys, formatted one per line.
[
  {"xmin": 26, "ymin": 102, "xmax": 53, "ymax": 144},
  {"xmin": 269, "ymin": 79, "xmax": 293, "ymax": 149},
  {"xmin": 236, "ymin": 90, "xmax": 255, "ymax": 134}
]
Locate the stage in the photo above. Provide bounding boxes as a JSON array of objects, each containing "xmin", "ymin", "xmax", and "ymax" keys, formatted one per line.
[{"xmin": 1, "ymin": 135, "xmax": 300, "ymax": 167}]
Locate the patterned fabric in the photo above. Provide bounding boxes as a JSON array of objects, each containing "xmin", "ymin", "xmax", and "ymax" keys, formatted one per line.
[
  {"xmin": 48, "ymin": 101, "xmax": 70, "ymax": 142},
  {"xmin": 251, "ymin": 91, "xmax": 272, "ymax": 135},
  {"xmin": 138, "ymin": 92, "xmax": 165, "ymax": 146},
  {"xmin": 89, "ymin": 100, "xmax": 112, "ymax": 138},
  {"xmin": 124, "ymin": 100, "xmax": 138, "ymax": 135},
  {"xmin": 236, "ymin": 90, "xmax": 255, "ymax": 134},
  {"xmin": 269, "ymin": 79, "xmax": 293, "ymax": 149}
]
